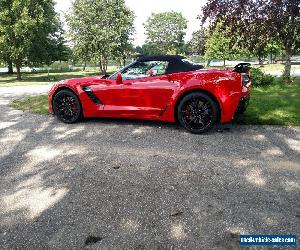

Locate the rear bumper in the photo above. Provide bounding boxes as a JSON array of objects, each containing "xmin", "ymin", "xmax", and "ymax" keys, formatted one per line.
[{"xmin": 235, "ymin": 95, "xmax": 250, "ymax": 114}]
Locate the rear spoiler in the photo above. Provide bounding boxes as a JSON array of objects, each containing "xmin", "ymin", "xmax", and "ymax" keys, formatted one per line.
[{"xmin": 233, "ymin": 63, "xmax": 251, "ymax": 74}]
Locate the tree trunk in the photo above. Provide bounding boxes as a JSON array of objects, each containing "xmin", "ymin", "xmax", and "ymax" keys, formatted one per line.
[
  {"xmin": 16, "ymin": 60, "xmax": 22, "ymax": 80},
  {"xmin": 83, "ymin": 61, "xmax": 86, "ymax": 71},
  {"xmin": 103, "ymin": 59, "xmax": 107, "ymax": 75},
  {"xmin": 223, "ymin": 58, "xmax": 226, "ymax": 68},
  {"xmin": 206, "ymin": 60, "xmax": 211, "ymax": 67},
  {"xmin": 99, "ymin": 60, "xmax": 103, "ymax": 74},
  {"xmin": 99, "ymin": 58, "xmax": 106, "ymax": 75},
  {"xmin": 283, "ymin": 49, "xmax": 292, "ymax": 80},
  {"xmin": 258, "ymin": 56, "xmax": 264, "ymax": 66},
  {"xmin": 8, "ymin": 61, "xmax": 13, "ymax": 74}
]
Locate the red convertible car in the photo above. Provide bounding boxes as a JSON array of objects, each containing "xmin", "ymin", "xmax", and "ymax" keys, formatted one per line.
[{"xmin": 48, "ymin": 55, "xmax": 251, "ymax": 133}]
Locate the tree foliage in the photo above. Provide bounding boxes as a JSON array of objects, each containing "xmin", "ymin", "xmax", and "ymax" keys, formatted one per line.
[
  {"xmin": 201, "ymin": 0, "xmax": 300, "ymax": 80},
  {"xmin": 267, "ymin": 0, "xmax": 300, "ymax": 79},
  {"xmin": 0, "ymin": 0, "xmax": 58, "ymax": 79},
  {"xmin": 185, "ymin": 28, "xmax": 206, "ymax": 56},
  {"xmin": 144, "ymin": 11, "xmax": 187, "ymax": 55},
  {"xmin": 28, "ymin": 19, "xmax": 71, "ymax": 67},
  {"xmin": 204, "ymin": 22, "xmax": 248, "ymax": 66},
  {"xmin": 66, "ymin": 0, "xmax": 134, "ymax": 74}
]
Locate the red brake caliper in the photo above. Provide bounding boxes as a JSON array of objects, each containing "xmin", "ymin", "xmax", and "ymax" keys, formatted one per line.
[{"xmin": 185, "ymin": 105, "xmax": 191, "ymax": 121}]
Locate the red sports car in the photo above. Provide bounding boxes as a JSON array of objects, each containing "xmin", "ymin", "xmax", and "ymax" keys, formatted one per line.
[{"xmin": 48, "ymin": 55, "xmax": 251, "ymax": 133}]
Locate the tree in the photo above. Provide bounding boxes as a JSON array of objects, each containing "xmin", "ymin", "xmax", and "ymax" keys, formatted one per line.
[
  {"xmin": 201, "ymin": 0, "xmax": 300, "ymax": 80},
  {"xmin": 27, "ymin": 19, "xmax": 71, "ymax": 68},
  {"xmin": 141, "ymin": 43, "xmax": 163, "ymax": 56},
  {"xmin": 133, "ymin": 44, "xmax": 160, "ymax": 56},
  {"xmin": 67, "ymin": 0, "xmax": 134, "ymax": 75},
  {"xmin": 144, "ymin": 11, "xmax": 187, "ymax": 55},
  {"xmin": 186, "ymin": 28, "xmax": 206, "ymax": 56},
  {"xmin": 51, "ymin": 21, "xmax": 72, "ymax": 64},
  {"xmin": 267, "ymin": 0, "xmax": 300, "ymax": 79},
  {"xmin": 0, "ymin": 0, "xmax": 58, "ymax": 80},
  {"xmin": 266, "ymin": 40, "xmax": 282, "ymax": 64},
  {"xmin": 204, "ymin": 22, "xmax": 245, "ymax": 67},
  {"xmin": 73, "ymin": 41, "xmax": 91, "ymax": 71},
  {"xmin": 134, "ymin": 46, "xmax": 143, "ymax": 55},
  {"xmin": 112, "ymin": 33, "xmax": 134, "ymax": 67},
  {"xmin": 202, "ymin": 0, "xmax": 271, "ymax": 66}
]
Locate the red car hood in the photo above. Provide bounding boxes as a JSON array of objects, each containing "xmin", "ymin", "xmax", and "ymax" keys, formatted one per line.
[{"xmin": 59, "ymin": 75, "xmax": 107, "ymax": 87}]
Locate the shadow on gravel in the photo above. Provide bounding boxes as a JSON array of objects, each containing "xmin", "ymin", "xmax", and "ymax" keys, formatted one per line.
[{"xmin": 0, "ymin": 106, "xmax": 299, "ymax": 249}]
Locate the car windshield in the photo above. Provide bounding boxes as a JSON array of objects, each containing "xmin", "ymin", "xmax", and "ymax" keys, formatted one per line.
[
  {"xmin": 108, "ymin": 57, "xmax": 204, "ymax": 80},
  {"xmin": 182, "ymin": 58, "xmax": 198, "ymax": 66},
  {"xmin": 109, "ymin": 61, "xmax": 168, "ymax": 80}
]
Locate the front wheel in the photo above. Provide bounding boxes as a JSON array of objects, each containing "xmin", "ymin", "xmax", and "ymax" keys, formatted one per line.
[
  {"xmin": 177, "ymin": 92, "xmax": 219, "ymax": 134},
  {"xmin": 52, "ymin": 89, "xmax": 82, "ymax": 123}
]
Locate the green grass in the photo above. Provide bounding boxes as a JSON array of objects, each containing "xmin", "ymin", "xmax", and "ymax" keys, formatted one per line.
[
  {"xmin": 237, "ymin": 77, "xmax": 300, "ymax": 126},
  {"xmin": 256, "ymin": 64, "xmax": 300, "ymax": 72},
  {"xmin": 0, "ymin": 71, "xmax": 97, "ymax": 87},
  {"xmin": 9, "ymin": 77, "xmax": 300, "ymax": 126},
  {"xmin": 10, "ymin": 94, "xmax": 49, "ymax": 115},
  {"xmin": 0, "ymin": 66, "xmax": 118, "ymax": 87}
]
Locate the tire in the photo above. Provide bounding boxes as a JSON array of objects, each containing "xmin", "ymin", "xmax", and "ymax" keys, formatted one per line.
[
  {"xmin": 52, "ymin": 89, "xmax": 82, "ymax": 123},
  {"xmin": 177, "ymin": 92, "xmax": 219, "ymax": 134}
]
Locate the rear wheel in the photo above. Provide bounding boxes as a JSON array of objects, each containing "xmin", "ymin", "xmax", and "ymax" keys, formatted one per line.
[
  {"xmin": 53, "ymin": 89, "xmax": 82, "ymax": 123},
  {"xmin": 177, "ymin": 92, "xmax": 218, "ymax": 134}
]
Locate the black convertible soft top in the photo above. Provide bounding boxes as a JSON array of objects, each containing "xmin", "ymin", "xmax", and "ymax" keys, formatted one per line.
[
  {"xmin": 137, "ymin": 55, "xmax": 204, "ymax": 74},
  {"xmin": 137, "ymin": 55, "xmax": 185, "ymax": 62}
]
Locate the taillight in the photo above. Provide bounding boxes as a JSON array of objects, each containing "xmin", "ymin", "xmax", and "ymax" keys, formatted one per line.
[{"xmin": 242, "ymin": 74, "xmax": 251, "ymax": 86}]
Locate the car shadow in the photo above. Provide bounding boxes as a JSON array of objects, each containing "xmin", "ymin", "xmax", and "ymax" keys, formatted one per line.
[{"xmin": 0, "ymin": 103, "xmax": 299, "ymax": 249}]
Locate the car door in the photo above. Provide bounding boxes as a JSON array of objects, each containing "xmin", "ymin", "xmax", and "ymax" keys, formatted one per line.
[
  {"xmin": 119, "ymin": 74, "xmax": 177, "ymax": 117},
  {"xmin": 103, "ymin": 60, "xmax": 179, "ymax": 118}
]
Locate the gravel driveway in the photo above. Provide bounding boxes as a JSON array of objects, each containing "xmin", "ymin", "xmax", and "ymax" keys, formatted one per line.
[{"xmin": 0, "ymin": 85, "xmax": 299, "ymax": 249}]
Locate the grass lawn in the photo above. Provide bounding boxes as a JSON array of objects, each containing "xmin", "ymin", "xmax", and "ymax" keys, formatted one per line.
[
  {"xmin": 9, "ymin": 77, "xmax": 300, "ymax": 126},
  {"xmin": 0, "ymin": 71, "xmax": 97, "ymax": 87},
  {"xmin": 236, "ymin": 77, "xmax": 300, "ymax": 126},
  {"xmin": 10, "ymin": 94, "xmax": 49, "ymax": 115},
  {"xmin": 259, "ymin": 64, "xmax": 300, "ymax": 72},
  {"xmin": 0, "ymin": 66, "xmax": 118, "ymax": 87}
]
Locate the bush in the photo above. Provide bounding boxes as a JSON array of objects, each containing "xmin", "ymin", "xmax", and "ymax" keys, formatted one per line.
[
  {"xmin": 250, "ymin": 68, "xmax": 275, "ymax": 87},
  {"xmin": 50, "ymin": 61, "xmax": 71, "ymax": 72}
]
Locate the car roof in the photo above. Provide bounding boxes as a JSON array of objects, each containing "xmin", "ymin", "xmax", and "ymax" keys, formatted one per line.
[
  {"xmin": 129, "ymin": 55, "xmax": 203, "ymax": 74},
  {"xmin": 137, "ymin": 55, "xmax": 185, "ymax": 62}
]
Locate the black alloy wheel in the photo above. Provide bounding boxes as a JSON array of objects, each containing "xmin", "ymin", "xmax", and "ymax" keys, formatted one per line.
[
  {"xmin": 177, "ymin": 92, "xmax": 218, "ymax": 134},
  {"xmin": 53, "ymin": 89, "xmax": 82, "ymax": 123}
]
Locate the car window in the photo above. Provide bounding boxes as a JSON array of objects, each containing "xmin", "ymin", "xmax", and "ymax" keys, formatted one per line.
[
  {"xmin": 182, "ymin": 58, "xmax": 198, "ymax": 66},
  {"xmin": 122, "ymin": 61, "xmax": 169, "ymax": 80}
]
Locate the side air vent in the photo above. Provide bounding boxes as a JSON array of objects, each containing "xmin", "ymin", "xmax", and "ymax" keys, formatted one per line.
[{"xmin": 82, "ymin": 87, "xmax": 103, "ymax": 105}]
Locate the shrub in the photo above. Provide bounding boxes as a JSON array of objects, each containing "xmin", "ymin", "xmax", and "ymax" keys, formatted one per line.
[
  {"xmin": 250, "ymin": 68, "xmax": 275, "ymax": 87},
  {"xmin": 279, "ymin": 74, "xmax": 295, "ymax": 84}
]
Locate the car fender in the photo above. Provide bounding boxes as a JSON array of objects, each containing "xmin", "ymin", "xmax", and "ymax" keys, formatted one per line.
[{"xmin": 161, "ymin": 71, "xmax": 242, "ymax": 123}]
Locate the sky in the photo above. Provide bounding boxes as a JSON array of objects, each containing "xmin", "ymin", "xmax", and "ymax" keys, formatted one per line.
[{"xmin": 55, "ymin": 0, "xmax": 206, "ymax": 46}]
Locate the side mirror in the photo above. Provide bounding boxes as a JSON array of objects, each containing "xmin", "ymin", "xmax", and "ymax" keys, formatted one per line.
[{"xmin": 116, "ymin": 72, "xmax": 123, "ymax": 84}]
